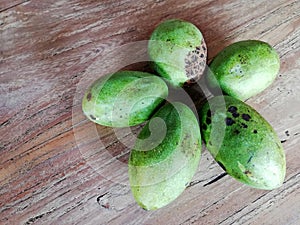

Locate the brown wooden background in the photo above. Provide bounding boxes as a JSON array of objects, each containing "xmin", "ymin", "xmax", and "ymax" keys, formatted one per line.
[{"xmin": 1, "ymin": 0, "xmax": 299, "ymax": 224}]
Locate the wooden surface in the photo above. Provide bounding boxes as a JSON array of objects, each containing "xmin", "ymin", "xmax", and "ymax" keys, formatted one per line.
[{"xmin": 1, "ymin": 0, "xmax": 300, "ymax": 224}]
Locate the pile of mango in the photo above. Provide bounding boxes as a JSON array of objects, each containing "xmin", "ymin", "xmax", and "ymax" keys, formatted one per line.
[{"xmin": 82, "ymin": 19, "xmax": 286, "ymax": 210}]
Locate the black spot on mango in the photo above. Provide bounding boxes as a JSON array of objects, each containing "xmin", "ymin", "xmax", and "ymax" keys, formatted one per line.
[
  {"xmin": 242, "ymin": 113, "xmax": 251, "ymax": 121},
  {"xmin": 225, "ymin": 117, "xmax": 235, "ymax": 126},
  {"xmin": 198, "ymin": 96, "xmax": 286, "ymax": 190},
  {"xmin": 87, "ymin": 93, "xmax": 92, "ymax": 101},
  {"xmin": 148, "ymin": 19, "xmax": 207, "ymax": 87}
]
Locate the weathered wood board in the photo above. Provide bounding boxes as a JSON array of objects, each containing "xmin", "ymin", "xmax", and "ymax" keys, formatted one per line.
[{"xmin": 1, "ymin": 0, "xmax": 299, "ymax": 224}]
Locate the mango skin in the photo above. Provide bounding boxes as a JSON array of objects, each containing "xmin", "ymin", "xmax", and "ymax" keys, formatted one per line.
[
  {"xmin": 199, "ymin": 96, "xmax": 286, "ymax": 190},
  {"xmin": 148, "ymin": 19, "xmax": 207, "ymax": 87},
  {"xmin": 207, "ymin": 40, "xmax": 280, "ymax": 101},
  {"xmin": 129, "ymin": 102, "xmax": 202, "ymax": 210},
  {"xmin": 82, "ymin": 71, "xmax": 168, "ymax": 127}
]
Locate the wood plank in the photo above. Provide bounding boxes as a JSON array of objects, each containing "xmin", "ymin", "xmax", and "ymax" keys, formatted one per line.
[{"xmin": 1, "ymin": 0, "xmax": 299, "ymax": 224}]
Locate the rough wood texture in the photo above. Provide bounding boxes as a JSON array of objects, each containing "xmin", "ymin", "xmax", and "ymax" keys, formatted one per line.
[{"xmin": 1, "ymin": 0, "xmax": 299, "ymax": 224}]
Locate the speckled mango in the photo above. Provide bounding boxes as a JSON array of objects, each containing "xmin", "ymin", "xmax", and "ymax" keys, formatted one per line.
[
  {"xmin": 148, "ymin": 19, "xmax": 207, "ymax": 87},
  {"xmin": 199, "ymin": 96, "xmax": 286, "ymax": 190},
  {"xmin": 129, "ymin": 102, "xmax": 202, "ymax": 210},
  {"xmin": 207, "ymin": 40, "xmax": 280, "ymax": 101},
  {"xmin": 82, "ymin": 71, "xmax": 168, "ymax": 127}
]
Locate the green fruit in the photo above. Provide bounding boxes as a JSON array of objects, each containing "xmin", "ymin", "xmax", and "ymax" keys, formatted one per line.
[
  {"xmin": 82, "ymin": 71, "xmax": 168, "ymax": 127},
  {"xmin": 207, "ymin": 40, "xmax": 280, "ymax": 101},
  {"xmin": 148, "ymin": 19, "xmax": 207, "ymax": 87},
  {"xmin": 129, "ymin": 102, "xmax": 202, "ymax": 210},
  {"xmin": 199, "ymin": 96, "xmax": 286, "ymax": 190}
]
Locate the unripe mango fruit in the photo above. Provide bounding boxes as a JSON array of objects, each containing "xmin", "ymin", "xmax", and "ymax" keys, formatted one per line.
[
  {"xmin": 129, "ymin": 102, "xmax": 202, "ymax": 210},
  {"xmin": 82, "ymin": 71, "xmax": 168, "ymax": 127},
  {"xmin": 199, "ymin": 96, "xmax": 286, "ymax": 190},
  {"xmin": 207, "ymin": 40, "xmax": 280, "ymax": 101},
  {"xmin": 148, "ymin": 19, "xmax": 207, "ymax": 87}
]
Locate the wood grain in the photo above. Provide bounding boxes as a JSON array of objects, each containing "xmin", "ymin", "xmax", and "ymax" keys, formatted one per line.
[{"xmin": 1, "ymin": 0, "xmax": 300, "ymax": 224}]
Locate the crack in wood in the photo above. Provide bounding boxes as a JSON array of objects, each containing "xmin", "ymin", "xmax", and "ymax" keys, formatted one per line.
[
  {"xmin": 24, "ymin": 209, "xmax": 53, "ymax": 225},
  {"xmin": 203, "ymin": 173, "xmax": 228, "ymax": 187},
  {"xmin": 0, "ymin": 118, "xmax": 12, "ymax": 127},
  {"xmin": 186, "ymin": 179, "xmax": 206, "ymax": 188},
  {"xmin": 0, "ymin": 0, "xmax": 31, "ymax": 13},
  {"xmin": 96, "ymin": 192, "xmax": 110, "ymax": 209},
  {"xmin": 280, "ymin": 130, "xmax": 300, "ymax": 143}
]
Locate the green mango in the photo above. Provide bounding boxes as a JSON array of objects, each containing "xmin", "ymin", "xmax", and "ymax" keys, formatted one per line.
[
  {"xmin": 129, "ymin": 102, "xmax": 202, "ymax": 210},
  {"xmin": 199, "ymin": 96, "xmax": 286, "ymax": 190},
  {"xmin": 82, "ymin": 71, "xmax": 168, "ymax": 127},
  {"xmin": 148, "ymin": 19, "xmax": 207, "ymax": 87},
  {"xmin": 207, "ymin": 40, "xmax": 280, "ymax": 101}
]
